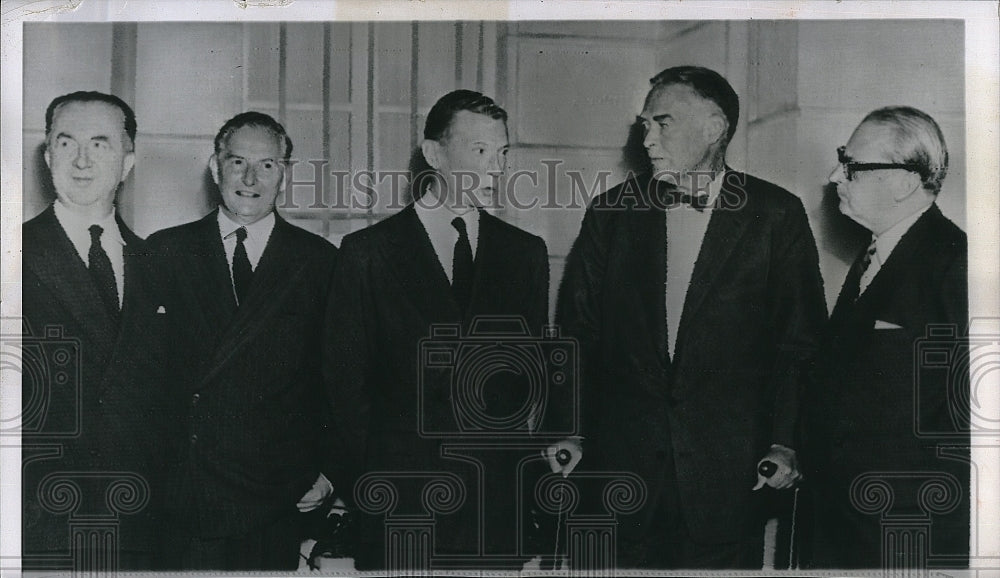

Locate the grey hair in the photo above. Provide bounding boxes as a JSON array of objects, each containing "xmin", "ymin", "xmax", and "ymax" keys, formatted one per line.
[{"xmin": 861, "ymin": 106, "xmax": 948, "ymax": 194}]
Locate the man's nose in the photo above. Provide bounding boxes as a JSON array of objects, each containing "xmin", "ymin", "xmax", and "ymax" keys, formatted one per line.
[
  {"xmin": 242, "ymin": 164, "xmax": 257, "ymax": 186},
  {"xmin": 642, "ymin": 128, "xmax": 656, "ymax": 150},
  {"xmin": 488, "ymin": 151, "xmax": 503, "ymax": 174},
  {"xmin": 73, "ymin": 145, "xmax": 91, "ymax": 169},
  {"xmin": 829, "ymin": 164, "xmax": 846, "ymax": 184}
]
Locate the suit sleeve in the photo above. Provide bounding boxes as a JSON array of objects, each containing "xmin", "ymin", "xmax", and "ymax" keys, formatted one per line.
[
  {"xmin": 551, "ymin": 201, "xmax": 613, "ymax": 438},
  {"xmin": 323, "ymin": 236, "xmax": 375, "ymax": 504},
  {"xmin": 766, "ymin": 197, "xmax": 828, "ymax": 449}
]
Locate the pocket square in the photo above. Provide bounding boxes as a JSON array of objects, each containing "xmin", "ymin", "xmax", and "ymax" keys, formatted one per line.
[
  {"xmin": 874, "ymin": 320, "xmax": 902, "ymax": 329},
  {"xmin": 156, "ymin": 306, "xmax": 166, "ymax": 314}
]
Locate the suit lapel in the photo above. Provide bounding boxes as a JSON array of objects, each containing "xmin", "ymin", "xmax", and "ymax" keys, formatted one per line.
[
  {"xmin": 854, "ymin": 204, "xmax": 941, "ymax": 313},
  {"xmin": 23, "ymin": 207, "xmax": 117, "ymax": 360},
  {"xmin": 629, "ymin": 192, "xmax": 669, "ymax": 365},
  {"xmin": 186, "ymin": 211, "xmax": 239, "ymax": 338},
  {"xmin": 675, "ymin": 170, "xmax": 753, "ymax": 353},
  {"xmin": 383, "ymin": 205, "xmax": 463, "ymax": 324},
  {"xmin": 198, "ymin": 216, "xmax": 309, "ymax": 387},
  {"xmin": 99, "ymin": 217, "xmax": 147, "ymax": 393}
]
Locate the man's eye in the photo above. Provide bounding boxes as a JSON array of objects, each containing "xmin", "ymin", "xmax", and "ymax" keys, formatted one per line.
[
  {"xmin": 92, "ymin": 141, "xmax": 109, "ymax": 151},
  {"xmin": 261, "ymin": 161, "xmax": 275, "ymax": 170}
]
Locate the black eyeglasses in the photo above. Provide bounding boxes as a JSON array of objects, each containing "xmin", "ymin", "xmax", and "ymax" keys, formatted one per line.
[{"xmin": 837, "ymin": 146, "xmax": 924, "ymax": 181}]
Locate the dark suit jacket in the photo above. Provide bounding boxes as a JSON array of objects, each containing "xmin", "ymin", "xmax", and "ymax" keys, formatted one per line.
[
  {"xmin": 146, "ymin": 210, "xmax": 337, "ymax": 539},
  {"xmin": 805, "ymin": 203, "xmax": 969, "ymax": 568},
  {"xmin": 554, "ymin": 171, "xmax": 827, "ymax": 545},
  {"xmin": 324, "ymin": 205, "xmax": 549, "ymax": 564},
  {"xmin": 22, "ymin": 206, "xmax": 170, "ymax": 561}
]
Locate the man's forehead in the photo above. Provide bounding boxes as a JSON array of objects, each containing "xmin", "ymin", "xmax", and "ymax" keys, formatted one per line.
[
  {"xmin": 51, "ymin": 101, "xmax": 125, "ymax": 133},
  {"xmin": 847, "ymin": 122, "xmax": 896, "ymax": 158},
  {"xmin": 447, "ymin": 110, "xmax": 508, "ymax": 143},
  {"xmin": 223, "ymin": 125, "xmax": 283, "ymax": 156},
  {"xmin": 641, "ymin": 83, "xmax": 712, "ymax": 116}
]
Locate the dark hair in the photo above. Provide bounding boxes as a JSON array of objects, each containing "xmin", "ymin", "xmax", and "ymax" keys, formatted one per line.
[
  {"xmin": 860, "ymin": 106, "xmax": 948, "ymax": 195},
  {"xmin": 411, "ymin": 90, "xmax": 508, "ymax": 199},
  {"xmin": 45, "ymin": 91, "xmax": 137, "ymax": 151},
  {"xmin": 214, "ymin": 111, "xmax": 293, "ymax": 161},
  {"xmin": 423, "ymin": 89, "xmax": 508, "ymax": 142},
  {"xmin": 649, "ymin": 66, "xmax": 740, "ymax": 143}
]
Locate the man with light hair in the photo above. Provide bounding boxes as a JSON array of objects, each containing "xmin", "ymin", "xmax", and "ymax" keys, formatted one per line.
[{"xmin": 805, "ymin": 106, "xmax": 969, "ymax": 569}]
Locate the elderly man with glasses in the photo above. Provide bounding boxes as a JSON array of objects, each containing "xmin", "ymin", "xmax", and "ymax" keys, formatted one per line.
[{"xmin": 804, "ymin": 106, "xmax": 969, "ymax": 570}]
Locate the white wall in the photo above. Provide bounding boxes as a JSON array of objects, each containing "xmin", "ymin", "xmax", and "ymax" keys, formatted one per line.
[{"xmin": 23, "ymin": 20, "xmax": 966, "ymax": 314}]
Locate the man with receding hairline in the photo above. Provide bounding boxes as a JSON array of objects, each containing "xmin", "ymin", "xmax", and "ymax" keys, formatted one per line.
[
  {"xmin": 22, "ymin": 90, "xmax": 168, "ymax": 570},
  {"xmin": 553, "ymin": 66, "xmax": 827, "ymax": 569},
  {"xmin": 805, "ymin": 106, "xmax": 969, "ymax": 569},
  {"xmin": 147, "ymin": 111, "xmax": 338, "ymax": 570}
]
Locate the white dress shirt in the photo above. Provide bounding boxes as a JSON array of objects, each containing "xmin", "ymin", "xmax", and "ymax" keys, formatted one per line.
[
  {"xmin": 665, "ymin": 171, "xmax": 724, "ymax": 358},
  {"xmin": 415, "ymin": 196, "xmax": 480, "ymax": 283},
  {"xmin": 217, "ymin": 210, "xmax": 275, "ymax": 272},
  {"xmin": 859, "ymin": 203, "xmax": 931, "ymax": 295},
  {"xmin": 53, "ymin": 200, "xmax": 125, "ymax": 307}
]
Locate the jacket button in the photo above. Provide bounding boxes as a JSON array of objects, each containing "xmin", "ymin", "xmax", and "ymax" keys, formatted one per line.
[
  {"xmin": 191, "ymin": 393, "xmax": 200, "ymax": 406},
  {"xmin": 97, "ymin": 398, "xmax": 104, "ymax": 405},
  {"xmin": 190, "ymin": 434, "xmax": 198, "ymax": 444}
]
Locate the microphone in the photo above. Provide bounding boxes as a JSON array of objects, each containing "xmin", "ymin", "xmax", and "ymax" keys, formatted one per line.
[{"xmin": 556, "ymin": 448, "xmax": 572, "ymax": 466}]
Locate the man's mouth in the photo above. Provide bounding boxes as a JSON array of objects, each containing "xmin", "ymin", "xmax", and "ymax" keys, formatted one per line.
[
  {"xmin": 72, "ymin": 176, "xmax": 94, "ymax": 184},
  {"xmin": 235, "ymin": 190, "xmax": 261, "ymax": 198}
]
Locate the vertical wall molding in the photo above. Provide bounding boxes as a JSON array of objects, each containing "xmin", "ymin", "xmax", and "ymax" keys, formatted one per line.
[{"xmin": 110, "ymin": 23, "xmax": 138, "ymax": 227}]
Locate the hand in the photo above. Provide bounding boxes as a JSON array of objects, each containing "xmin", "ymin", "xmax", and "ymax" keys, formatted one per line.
[
  {"xmin": 544, "ymin": 437, "xmax": 583, "ymax": 477},
  {"xmin": 752, "ymin": 444, "xmax": 802, "ymax": 491},
  {"xmin": 297, "ymin": 472, "xmax": 334, "ymax": 512}
]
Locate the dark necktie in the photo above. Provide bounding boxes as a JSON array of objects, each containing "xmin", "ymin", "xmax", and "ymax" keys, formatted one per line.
[
  {"xmin": 855, "ymin": 239, "xmax": 877, "ymax": 297},
  {"xmin": 88, "ymin": 225, "xmax": 120, "ymax": 322},
  {"xmin": 451, "ymin": 216, "xmax": 474, "ymax": 312},
  {"xmin": 232, "ymin": 227, "xmax": 253, "ymax": 305}
]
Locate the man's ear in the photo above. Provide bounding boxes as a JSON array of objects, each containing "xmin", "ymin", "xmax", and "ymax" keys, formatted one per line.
[
  {"xmin": 43, "ymin": 146, "xmax": 52, "ymax": 171},
  {"xmin": 421, "ymin": 139, "xmax": 441, "ymax": 170},
  {"xmin": 209, "ymin": 154, "xmax": 221, "ymax": 187},
  {"xmin": 893, "ymin": 170, "xmax": 924, "ymax": 202},
  {"xmin": 704, "ymin": 113, "xmax": 728, "ymax": 145},
  {"xmin": 120, "ymin": 151, "xmax": 136, "ymax": 182}
]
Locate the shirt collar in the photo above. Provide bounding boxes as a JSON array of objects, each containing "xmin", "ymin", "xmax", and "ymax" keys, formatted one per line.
[
  {"xmin": 53, "ymin": 200, "xmax": 124, "ymax": 247},
  {"xmin": 217, "ymin": 209, "xmax": 276, "ymax": 242},
  {"xmin": 872, "ymin": 203, "xmax": 932, "ymax": 265},
  {"xmin": 414, "ymin": 194, "xmax": 481, "ymax": 232}
]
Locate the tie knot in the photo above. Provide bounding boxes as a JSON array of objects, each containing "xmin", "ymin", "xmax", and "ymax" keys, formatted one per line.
[
  {"xmin": 235, "ymin": 226, "xmax": 248, "ymax": 243},
  {"xmin": 89, "ymin": 224, "xmax": 104, "ymax": 242},
  {"xmin": 451, "ymin": 216, "xmax": 468, "ymax": 237}
]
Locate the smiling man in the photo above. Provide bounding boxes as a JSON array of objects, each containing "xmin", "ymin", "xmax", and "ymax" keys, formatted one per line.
[
  {"xmin": 805, "ymin": 106, "xmax": 969, "ymax": 570},
  {"xmin": 324, "ymin": 90, "xmax": 550, "ymax": 571},
  {"xmin": 22, "ymin": 91, "xmax": 169, "ymax": 571},
  {"xmin": 552, "ymin": 66, "xmax": 827, "ymax": 569},
  {"xmin": 146, "ymin": 112, "xmax": 338, "ymax": 570}
]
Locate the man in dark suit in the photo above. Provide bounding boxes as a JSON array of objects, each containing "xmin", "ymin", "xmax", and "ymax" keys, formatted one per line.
[
  {"xmin": 324, "ymin": 90, "xmax": 550, "ymax": 571},
  {"xmin": 147, "ymin": 112, "xmax": 337, "ymax": 570},
  {"xmin": 553, "ymin": 66, "xmax": 828, "ymax": 569},
  {"xmin": 805, "ymin": 106, "xmax": 969, "ymax": 569},
  {"xmin": 22, "ymin": 91, "xmax": 168, "ymax": 570}
]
